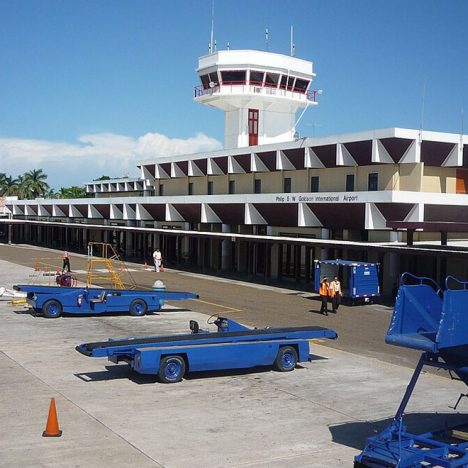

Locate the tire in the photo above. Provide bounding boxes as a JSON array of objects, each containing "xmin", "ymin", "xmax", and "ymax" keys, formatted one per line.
[
  {"xmin": 274, "ymin": 346, "xmax": 298, "ymax": 372},
  {"xmin": 42, "ymin": 299, "xmax": 63, "ymax": 318},
  {"xmin": 129, "ymin": 299, "xmax": 147, "ymax": 316},
  {"xmin": 158, "ymin": 355, "xmax": 186, "ymax": 383}
]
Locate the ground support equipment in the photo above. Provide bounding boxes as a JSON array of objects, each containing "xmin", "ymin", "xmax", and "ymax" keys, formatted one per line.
[
  {"xmin": 76, "ymin": 316, "xmax": 338, "ymax": 383},
  {"xmin": 355, "ymin": 273, "xmax": 468, "ymax": 467}
]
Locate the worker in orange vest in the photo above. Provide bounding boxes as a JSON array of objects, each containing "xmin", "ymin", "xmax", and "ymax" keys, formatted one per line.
[
  {"xmin": 329, "ymin": 276, "xmax": 342, "ymax": 313},
  {"xmin": 319, "ymin": 277, "xmax": 330, "ymax": 316}
]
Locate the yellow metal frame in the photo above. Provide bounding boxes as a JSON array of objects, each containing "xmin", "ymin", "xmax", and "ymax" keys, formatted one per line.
[{"xmin": 86, "ymin": 243, "xmax": 136, "ymax": 290}]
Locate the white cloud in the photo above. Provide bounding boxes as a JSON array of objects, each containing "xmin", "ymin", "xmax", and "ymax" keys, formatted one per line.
[{"xmin": 0, "ymin": 131, "xmax": 222, "ymax": 188}]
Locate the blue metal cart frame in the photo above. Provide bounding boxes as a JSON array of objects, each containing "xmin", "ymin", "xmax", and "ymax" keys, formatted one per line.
[
  {"xmin": 14, "ymin": 284, "xmax": 198, "ymax": 318},
  {"xmin": 355, "ymin": 273, "xmax": 468, "ymax": 467},
  {"xmin": 76, "ymin": 316, "xmax": 338, "ymax": 383}
]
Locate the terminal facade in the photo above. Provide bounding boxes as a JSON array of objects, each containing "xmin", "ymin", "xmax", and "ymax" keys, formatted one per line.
[{"xmin": 3, "ymin": 49, "xmax": 468, "ymax": 295}]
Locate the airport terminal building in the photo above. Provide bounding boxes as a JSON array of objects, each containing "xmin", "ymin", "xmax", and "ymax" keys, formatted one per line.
[{"xmin": 3, "ymin": 49, "xmax": 468, "ymax": 295}]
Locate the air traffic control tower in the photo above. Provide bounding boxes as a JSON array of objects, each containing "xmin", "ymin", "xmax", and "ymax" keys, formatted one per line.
[{"xmin": 194, "ymin": 50, "xmax": 317, "ymax": 150}]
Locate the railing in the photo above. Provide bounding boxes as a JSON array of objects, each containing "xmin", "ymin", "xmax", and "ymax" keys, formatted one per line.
[{"xmin": 194, "ymin": 83, "xmax": 319, "ymax": 103}]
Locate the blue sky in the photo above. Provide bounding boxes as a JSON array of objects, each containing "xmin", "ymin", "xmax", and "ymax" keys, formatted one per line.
[{"xmin": 0, "ymin": 0, "xmax": 467, "ymax": 189}]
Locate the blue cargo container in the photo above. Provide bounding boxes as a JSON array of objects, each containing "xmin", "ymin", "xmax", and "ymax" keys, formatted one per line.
[{"xmin": 314, "ymin": 259, "xmax": 380, "ymax": 301}]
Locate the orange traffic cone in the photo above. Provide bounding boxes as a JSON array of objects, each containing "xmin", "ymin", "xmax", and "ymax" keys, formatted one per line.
[
  {"xmin": 42, "ymin": 398, "xmax": 62, "ymax": 437},
  {"xmin": 45, "ymin": 265, "xmax": 49, "ymax": 273},
  {"xmin": 35, "ymin": 262, "xmax": 39, "ymax": 272}
]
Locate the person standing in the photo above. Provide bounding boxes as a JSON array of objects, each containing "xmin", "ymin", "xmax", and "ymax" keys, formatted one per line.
[
  {"xmin": 153, "ymin": 248, "xmax": 162, "ymax": 272},
  {"xmin": 319, "ymin": 277, "xmax": 330, "ymax": 316},
  {"xmin": 62, "ymin": 250, "xmax": 71, "ymax": 273},
  {"xmin": 330, "ymin": 276, "xmax": 342, "ymax": 313}
]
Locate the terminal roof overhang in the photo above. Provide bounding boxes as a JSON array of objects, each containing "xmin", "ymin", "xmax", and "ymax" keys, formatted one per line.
[
  {"xmin": 136, "ymin": 127, "xmax": 467, "ymax": 167},
  {"xmin": 2, "ymin": 218, "xmax": 467, "ymax": 259}
]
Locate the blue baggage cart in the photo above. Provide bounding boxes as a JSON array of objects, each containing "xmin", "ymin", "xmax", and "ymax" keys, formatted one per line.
[
  {"xmin": 314, "ymin": 259, "xmax": 380, "ymax": 303},
  {"xmin": 76, "ymin": 315, "xmax": 338, "ymax": 383},
  {"xmin": 14, "ymin": 284, "xmax": 198, "ymax": 318}
]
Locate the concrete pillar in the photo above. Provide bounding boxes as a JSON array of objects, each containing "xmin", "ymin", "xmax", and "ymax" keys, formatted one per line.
[
  {"xmin": 221, "ymin": 224, "xmax": 231, "ymax": 270},
  {"xmin": 8, "ymin": 224, "xmax": 12, "ymax": 244},
  {"xmin": 441, "ymin": 231, "xmax": 448, "ymax": 246},
  {"xmin": 270, "ymin": 244, "xmax": 279, "ymax": 279}
]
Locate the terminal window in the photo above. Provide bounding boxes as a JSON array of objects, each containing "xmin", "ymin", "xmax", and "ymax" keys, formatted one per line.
[
  {"xmin": 310, "ymin": 176, "xmax": 319, "ymax": 192},
  {"xmin": 158, "ymin": 184, "xmax": 164, "ymax": 196},
  {"xmin": 188, "ymin": 182, "xmax": 193, "ymax": 195},
  {"xmin": 346, "ymin": 174, "xmax": 355, "ymax": 191},
  {"xmin": 208, "ymin": 181, "xmax": 213, "ymax": 195},
  {"xmin": 284, "ymin": 177, "xmax": 292, "ymax": 193},
  {"xmin": 368, "ymin": 173, "xmax": 378, "ymax": 191},
  {"xmin": 229, "ymin": 180, "xmax": 235, "ymax": 194},
  {"xmin": 254, "ymin": 178, "xmax": 262, "ymax": 194}
]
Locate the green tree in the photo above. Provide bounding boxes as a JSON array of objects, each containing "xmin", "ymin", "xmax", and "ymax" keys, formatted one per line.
[
  {"xmin": 2, "ymin": 175, "xmax": 20, "ymax": 196},
  {"xmin": 93, "ymin": 175, "xmax": 112, "ymax": 181},
  {"xmin": 0, "ymin": 173, "xmax": 7, "ymax": 196},
  {"xmin": 56, "ymin": 186, "xmax": 88, "ymax": 199},
  {"xmin": 23, "ymin": 169, "xmax": 50, "ymax": 198}
]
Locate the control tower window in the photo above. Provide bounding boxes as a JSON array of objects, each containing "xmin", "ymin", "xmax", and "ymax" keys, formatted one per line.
[
  {"xmin": 280, "ymin": 75, "xmax": 295, "ymax": 91},
  {"xmin": 293, "ymin": 78, "xmax": 309, "ymax": 94},
  {"xmin": 250, "ymin": 71, "xmax": 264, "ymax": 86},
  {"xmin": 221, "ymin": 70, "xmax": 246, "ymax": 85},
  {"xmin": 200, "ymin": 72, "xmax": 219, "ymax": 90},
  {"xmin": 264, "ymin": 72, "xmax": 279, "ymax": 87}
]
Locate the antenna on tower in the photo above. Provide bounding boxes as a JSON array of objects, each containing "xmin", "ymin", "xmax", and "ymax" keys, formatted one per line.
[
  {"xmin": 461, "ymin": 107, "xmax": 465, "ymax": 136},
  {"xmin": 209, "ymin": 0, "xmax": 215, "ymax": 54},
  {"xmin": 290, "ymin": 25, "xmax": 295, "ymax": 57},
  {"xmin": 419, "ymin": 77, "xmax": 427, "ymax": 143},
  {"xmin": 265, "ymin": 28, "xmax": 269, "ymax": 51}
]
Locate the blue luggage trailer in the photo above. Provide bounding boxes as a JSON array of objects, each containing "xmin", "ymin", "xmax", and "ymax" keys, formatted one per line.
[
  {"xmin": 355, "ymin": 273, "xmax": 468, "ymax": 467},
  {"xmin": 13, "ymin": 284, "xmax": 198, "ymax": 318},
  {"xmin": 314, "ymin": 259, "xmax": 380, "ymax": 303},
  {"xmin": 76, "ymin": 316, "xmax": 338, "ymax": 383}
]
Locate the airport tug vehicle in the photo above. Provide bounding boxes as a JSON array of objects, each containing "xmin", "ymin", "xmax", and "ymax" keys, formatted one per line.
[
  {"xmin": 76, "ymin": 315, "xmax": 338, "ymax": 383},
  {"xmin": 355, "ymin": 273, "xmax": 468, "ymax": 467},
  {"xmin": 14, "ymin": 284, "xmax": 198, "ymax": 318}
]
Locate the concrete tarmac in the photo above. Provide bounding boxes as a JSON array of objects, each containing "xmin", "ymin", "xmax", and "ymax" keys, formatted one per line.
[
  {"xmin": 0, "ymin": 243, "xmax": 421, "ymax": 370},
  {"xmin": 0, "ymin": 245, "xmax": 466, "ymax": 467}
]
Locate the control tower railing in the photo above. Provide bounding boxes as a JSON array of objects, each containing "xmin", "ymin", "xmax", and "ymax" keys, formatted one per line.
[{"xmin": 194, "ymin": 83, "xmax": 319, "ymax": 103}]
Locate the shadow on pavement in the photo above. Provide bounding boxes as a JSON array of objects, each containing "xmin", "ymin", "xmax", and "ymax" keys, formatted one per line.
[
  {"xmin": 329, "ymin": 412, "xmax": 468, "ymax": 450},
  {"xmin": 74, "ymin": 363, "xmax": 315, "ymax": 384}
]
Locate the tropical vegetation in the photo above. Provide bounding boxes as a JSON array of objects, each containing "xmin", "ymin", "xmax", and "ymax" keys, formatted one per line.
[{"xmin": 0, "ymin": 169, "xmax": 89, "ymax": 200}]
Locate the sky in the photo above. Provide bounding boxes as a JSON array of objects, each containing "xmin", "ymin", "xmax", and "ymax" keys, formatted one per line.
[{"xmin": 0, "ymin": 0, "xmax": 467, "ymax": 190}]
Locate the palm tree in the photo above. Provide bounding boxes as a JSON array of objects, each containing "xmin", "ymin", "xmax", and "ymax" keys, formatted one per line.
[
  {"xmin": 15, "ymin": 175, "xmax": 27, "ymax": 199},
  {"xmin": 0, "ymin": 173, "xmax": 7, "ymax": 196},
  {"xmin": 23, "ymin": 169, "xmax": 50, "ymax": 199},
  {"xmin": 2, "ymin": 176, "xmax": 20, "ymax": 196}
]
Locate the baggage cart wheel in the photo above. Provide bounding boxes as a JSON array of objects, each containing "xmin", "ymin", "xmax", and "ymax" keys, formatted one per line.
[
  {"xmin": 129, "ymin": 299, "xmax": 147, "ymax": 316},
  {"xmin": 274, "ymin": 346, "xmax": 298, "ymax": 372},
  {"xmin": 42, "ymin": 299, "xmax": 63, "ymax": 318},
  {"xmin": 158, "ymin": 355, "xmax": 186, "ymax": 383}
]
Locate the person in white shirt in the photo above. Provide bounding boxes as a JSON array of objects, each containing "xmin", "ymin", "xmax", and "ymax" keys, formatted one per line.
[
  {"xmin": 153, "ymin": 249, "xmax": 162, "ymax": 272},
  {"xmin": 329, "ymin": 276, "xmax": 342, "ymax": 313},
  {"xmin": 62, "ymin": 250, "xmax": 71, "ymax": 272}
]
